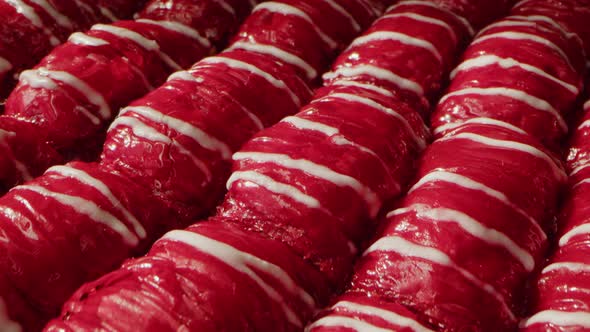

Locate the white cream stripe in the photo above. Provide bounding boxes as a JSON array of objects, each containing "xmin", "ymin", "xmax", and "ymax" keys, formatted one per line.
[
  {"xmin": 330, "ymin": 80, "xmax": 394, "ymax": 97},
  {"xmin": 227, "ymin": 170, "xmax": 321, "ymax": 209},
  {"xmin": 559, "ymin": 223, "xmax": 590, "ymax": 247},
  {"xmin": 30, "ymin": 0, "xmax": 73, "ymax": 29},
  {"xmin": 450, "ymin": 55, "xmax": 578, "ymax": 94},
  {"xmin": 46, "ymin": 165, "xmax": 146, "ymax": 239},
  {"xmin": 321, "ymin": 92, "xmax": 427, "ymax": 149},
  {"xmin": 121, "ymin": 106, "xmax": 232, "ymax": 160},
  {"xmin": 92, "ymin": 24, "xmax": 182, "ymax": 70},
  {"xmin": 324, "ymin": 64, "xmax": 424, "ymax": 97},
  {"xmin": 254, "ymin": 2, "xmax": 337, "ymax": 49},
  {"xmin": 351, "ymin": 31, "xmax": 442, "ymax": 63},
  {"xmin": 136, "ymin": 19, "xmax": 211, "ymax": 48},
  {"xmin": 329, "ymin": 301, "xmax": 433, "ymax": 332},
  {"xmin": 433, "ymin": 118, "xmax": 528, "ymax": 136},
  {"xmin": 19, "ymin": 184, "xmax": 139, "ymax": 246},
  {"xmin": 200, "ymin": 56, "xmax": 302, "ymax": 107},
  {"xmin": 365, "ymin": 236, "xmax": 516, "ymax": 322},
  {"xmin": 388, "ymin": 204, "xmax": 535, "ymax": 271},
  {"xmin": 473, "ymin": 32, "xmax": 574, "ymax": 70},
  {"xmin": 542, "ymin": 262, "xmax": 590, "ymax": 274},
  {"xmin": 229, "ymin": 41, "xmax": 317, "ymax": 80},
  {"xmin": 163, "ymin": 230, "xmax": 316, "ymax": 327},
  {"xmin": 409, "ymin": 170, "xmax": 546, "ymax": 240},
  {"xmin": 439, "ymin": 87, "xmax": 567, "ymax": 132},
  {"xmin": 387, "ymin": 0, "xmax": 474, "ymax": 36},
  {"xmin": 440, "ymin": 132, "xmax": 566, "ymax": 182},
  {"xmin": 322, "ymin": 0, "xmax": 361, "ymax": 31},
  {"xmin": 381, "ymin": 12, "xmax": 457, "ymax": 44},
  {"xmin": 522, "ymin": 310, "xmax": 590, "ymax": 328},
  {"xmin": 233, "ymin": 151, "xmax": 380, "ymax": 217},
  {"xmin": 5, "ymin": 0, "xmax": 60, "ymax": 45},
  {"xmin": 308, "ymin": 316, "xmax": 391, "ymax": 332}
]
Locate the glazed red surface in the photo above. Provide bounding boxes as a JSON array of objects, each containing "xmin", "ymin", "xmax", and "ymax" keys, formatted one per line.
[
  {"xmin": 522, "ymin": 101, "xmax": 590, "ymax": 331},
  {"xmin": 44, "ymin": 0, "xmax": 490, "ymax": 330},
  {"xmin": 351, "ymin": 122, "xmax": 565, "ymax": 331},
  {"xmin": 0, "ymin": 0, "xmax": 383, "ymax": 330},
  {"xmin": 431, "ymin": 2, "xmax": 586, "ymax": 149},
  {"xmin": 0, "ymin": 0, "xmax": 145, "ymax": 96},
  {"xmin": 0, "ymin": 0, "xmax": 251, "ymax": 194}
]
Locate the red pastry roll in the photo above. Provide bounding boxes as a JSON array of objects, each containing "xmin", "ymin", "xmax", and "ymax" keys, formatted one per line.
[
  {"xmin": 0, "ymin": 161, "xmax": 179, "ymax": 330},
  {"xmin": 349, "ymin": 120, "xmax": 565, "ymax": 331},
  {"xmin": 431, "ymin": 3, "xmax": 586, "ymax": 149},
  {"xmin": 0, "ymin": 0, "xmax": 145, "ymax": 96},
  {"xmin": 0, "ymin": 1, "xmax": 381, "ymax": 330},
  {"xmin": 0, "ymin": 0, "xmax": 254, "ymax": 193},
  {"xmin": 521, "ymin": 100, "xmax": 590, "ymax": 331},
  {"xmin": 101, "ymin": 0, "xmax": 383, "ymax": 221}
]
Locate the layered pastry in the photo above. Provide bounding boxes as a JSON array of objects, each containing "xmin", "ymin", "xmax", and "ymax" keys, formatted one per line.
[
  {"xmin": 42, "ymin": 0, "xmax": 508, "ymax": 330},
  {"xmin": 0, "ymin": 0, "xmax": 383, "ymax": 330}
]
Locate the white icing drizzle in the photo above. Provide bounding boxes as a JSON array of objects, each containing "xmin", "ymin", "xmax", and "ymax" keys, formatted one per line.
[
  {"xmin": 0, "ymin": 130, "xmax": 32, "ymax": 181},
  {"xmin": 380, "ymin": 12, "xmax": 457, "ymax": 44},
  {"xmin": 229, "ymin": 41, "xmax": 317, "ymax": 80},
  {"xmin": 98, "ymin": 5, "xmax": 118, "ymax": 22},
  {"xmin": 388, "ymin": 0, "xmax": 475, "ymax": 36},
  {"xmin": 450, "ymin": 55, "xmax": 578, "ymax": 94},
  {"xmin": 570, "ymin": 163, "xmax": 590, "ymax": 176},
  {"xmin": 409, "ymin": 170, "xmax": 546, "ymax": 240},
  {"xmin": 439, "ymin": 87, "xmax": 567, "ymax": 132},
  {"xmin": 322, "ymin": 0, "xmax": 361, "ymax": 32},
  {"xmin": 507, "ymin": 15, "xmax": 576, "ymax": 39},
  {"xmin": 323, "ymin": 64, "xmax": 424, "ymax": 97},
  {"xmin": 439, "ymin": 132, "xmax": 567, "ymax": 182},
  {"xmin": 365, "ymin": 235, "xmax": 516, "ymax": 321},
  {"xmin": 200, "ymin": 56, "xmax": 301, "ymax": 107},
  {"xmin": 136, "ymin": 19, "xmax": 211, "ymax": 48},
  {"xmin": 68, "ymin": 32, "xmax": 109, "ymax": 46},
  {"xmin": 388, "ymin": 204, "xmax": 535, "ymax": 271},
  {"xmin": 319, "ymin": 301, "xmax": 434, "ymax": 332},
  {"xmin": 121, "ymin": 106, "xmax": 231, "ymax": 160},
  {"xmin": 308, "ymin": 316, "xmax": 391, "ymax": 332},
  {"xmin": 23, "ymin": 67, "xmax": 111, "ymax": 120},
  {"xmin": 162, "ymin": 229, "xmax": 316, "ymax": 327},
  {"xmin": 350, "ymin": 31, "xmax": 442, "ymax": 64},
  {"xmin": 92, "ymin": 24, "xmax": 182, "ymax": 70},
  {"xmin": 0, "ymin": 56, "xmax": 12, "ymax": 74},
  {"xmin": 212, "ymin": 0, "xmax": 236, "ymax": 16},
  {"xmin": 0, "ymin": 298, "xmax": 21, "ymax": 332},
  {"xmin": 473, "ymin": 32, "xmax": 574, "ymax": 71},
  {"xmin": 5, "ymin": 0, "xmax": 60, "ymax": 45},
  {"xmin": 167, "ymin": 70, "xmax": 204, "ymax": 83},
  {"xmin": 30, "ymin": 0, "xmax": 73, "ymax": 29},
  {"xmin": 433, "ymin": 117, "xmax": 528, "ymax": 136},
  {"xmin": 330, "ymin": 80, "xmax": 394, "ymax": 98},
  {"xmin": 167, "ymin": 71, "xmax": 264, "ymax": 131},
  {"xmin": 227, "ymin": 170, "xmax": 321, "ymax": 209},
  {"xmin": 585, "ymin": 99, "xmax": 590, "ymax": 110},
  {"xmin": 319, "ymin": 92, "xmax": 427, "ymax": 149},
  {"xmin": 233, "ymin": 151, "xmax": 381, "ymax": 217},
  {"xmin": 109, "ymin": 115, "xmax": 213, "ymax": 180},
  {"xmin": 254, "ymin": 2, "xmax": 337, "ymax": 49},
  {"xmin": 19, "ymin": 184, "xmax": 139, "ymax": 246},
  {"xmin": 542, "ymin": 262, "xmax": 590, "ymax": 274},
  {"xmin": 522, "ymin": 310, "xmax": 590, "ymax": 328},
  {"xmin": 282, "ymin": 116, "xmax": 401, "ymax": 195},
  {"xmin": 559, "ymin": 223, "xmax": 590, "ymax": 247},
  {"xmin": 46, "ymin": 165, "xmax": 146, "ymax": 239},
  {"xmin": 0, "ymin": 206, "xmax": 39, "ymax": 240}
]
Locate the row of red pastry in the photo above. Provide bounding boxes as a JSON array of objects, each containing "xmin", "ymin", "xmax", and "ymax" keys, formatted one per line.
[
  {"xmin": 0, "ymin": 0, "xmax": 145, "ymax": 98},
  {"xmin": 38, "ymin": 1, "xmax": 503, "ymax": 331},
  {"xmin": 308, "ymin": 0, "xmax": 590, "ymax": 331},
  {"xmin": 0, "ymin": 0, "xmax": 253, "ymax": 194},
  {"xmin": 520, "ymin": 98, "xmax": 590, "ymax": 330},
  {"xmin": 0, "ymin": 1, "xmax": 385, "ymax": 330}
]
